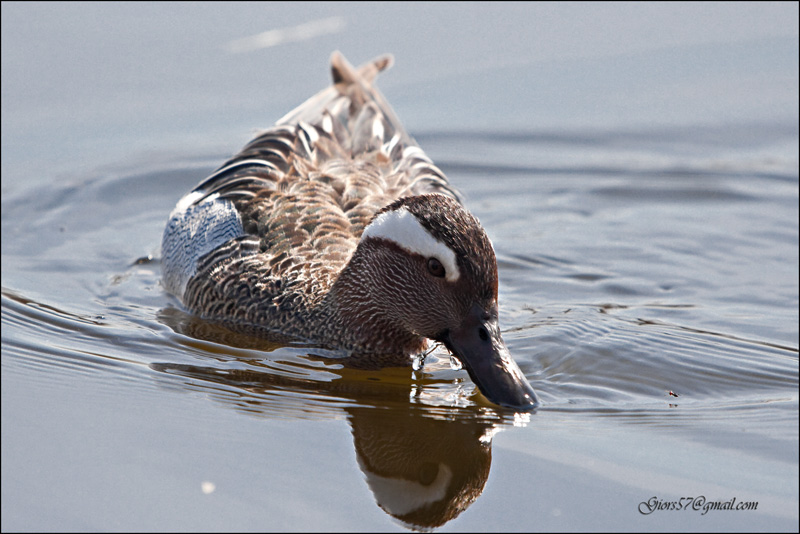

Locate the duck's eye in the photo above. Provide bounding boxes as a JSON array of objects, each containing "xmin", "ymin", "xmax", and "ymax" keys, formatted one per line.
[{"xmin": 427, "ymin": 257, "xmax": 445, "ymax": 278}]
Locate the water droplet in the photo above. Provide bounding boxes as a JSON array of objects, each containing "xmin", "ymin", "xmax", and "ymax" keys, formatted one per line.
[{"xmin": 449, "ymin": 355, "xmax": 463, "ymax": 371}]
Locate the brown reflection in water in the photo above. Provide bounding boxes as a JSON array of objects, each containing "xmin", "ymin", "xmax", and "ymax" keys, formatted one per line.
[
  {"xmin": 350, "ymin": 406, "xmax": 492, "ymax": 529},
  {"xmin": 156, "ymin": 307, "xmax": 516, "ymax": 530}
]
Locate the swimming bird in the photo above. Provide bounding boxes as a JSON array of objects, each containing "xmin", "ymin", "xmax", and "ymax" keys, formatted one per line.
[{"xmin": 162, "ymin": 52, "xmax": 538, "ymax": 410}]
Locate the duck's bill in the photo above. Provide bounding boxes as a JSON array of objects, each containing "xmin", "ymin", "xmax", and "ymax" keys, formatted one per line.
[{"xmin": 441, "ymin": 303, "xmax": 539, "ymax": 411}]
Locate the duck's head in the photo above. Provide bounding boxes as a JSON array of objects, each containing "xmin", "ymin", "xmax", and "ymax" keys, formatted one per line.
[{"xmin": 336, "ymin": 194, "xmax": 538, "ymax": 411}]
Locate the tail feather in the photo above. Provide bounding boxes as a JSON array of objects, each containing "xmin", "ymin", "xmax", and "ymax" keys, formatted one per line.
[{"xmin": 277, "ymin": 52, "xmax": 413, "ymax": 150}]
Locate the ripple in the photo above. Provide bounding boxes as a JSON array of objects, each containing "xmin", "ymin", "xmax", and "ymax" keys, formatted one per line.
[{"xmin": 507, "ymin": 304, "xmax": 798, "ymax": 408}]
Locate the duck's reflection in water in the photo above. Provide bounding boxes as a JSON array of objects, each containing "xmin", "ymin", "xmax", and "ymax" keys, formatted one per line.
[
  {"xmin": 155, "ymin": 309, "xmax": 530, "ymax": 530},
  {"xmin": 350, "ymin": 405, "xmax": 493, "ymax": 529}
]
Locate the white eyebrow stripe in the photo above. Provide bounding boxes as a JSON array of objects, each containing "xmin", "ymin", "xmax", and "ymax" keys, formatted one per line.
[{"xmin": 361, "ymin": 207, "xmax": 460, "ymax": 282}]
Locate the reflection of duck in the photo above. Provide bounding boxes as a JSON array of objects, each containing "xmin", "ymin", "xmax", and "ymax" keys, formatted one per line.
[
  {"xmin": 161, "ymin": 51, "xmax": 537, "ymax": 410},
  {"xmin": 351, "ymin": 406, "xmax": 493, "ymax": 530},
  {"xmin": 149, "ymin": 338, "xmax": 504, "ymax": 530}
]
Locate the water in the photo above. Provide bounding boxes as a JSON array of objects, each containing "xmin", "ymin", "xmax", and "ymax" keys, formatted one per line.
[{"xmin": 2, "ymin": 3, "xmax": 798, "ymax": 532}]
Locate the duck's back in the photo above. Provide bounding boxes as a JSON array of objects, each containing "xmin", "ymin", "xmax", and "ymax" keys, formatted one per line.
[{"xmin": 162, "ymin": 52, "xmax": 459, "ymax": 339}]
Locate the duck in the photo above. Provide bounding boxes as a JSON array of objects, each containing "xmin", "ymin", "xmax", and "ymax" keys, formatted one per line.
[{"xmin": 162, "ymin": 52, "xmax": 538, "ymax": 410}]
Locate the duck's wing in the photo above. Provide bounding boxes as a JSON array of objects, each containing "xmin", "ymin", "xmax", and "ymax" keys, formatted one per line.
[
  {"xmin": 191, "ymin": 52, "xmax": 460, "ymax": 221},
  {"xmin": 163, "ymin": 53, "xmax": 459, "ymax": 308}
]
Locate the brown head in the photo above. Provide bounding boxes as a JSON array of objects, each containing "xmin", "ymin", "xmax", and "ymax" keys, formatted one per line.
[{"xmin": 332, "ymin": 194, "xmax": 538, "ymax": 410}]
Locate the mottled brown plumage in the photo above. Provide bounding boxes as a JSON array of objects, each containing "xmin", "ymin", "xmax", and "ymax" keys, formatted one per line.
[{"xmin": 162, "ymin": 52, "xmax": 539, "ymax": 409}]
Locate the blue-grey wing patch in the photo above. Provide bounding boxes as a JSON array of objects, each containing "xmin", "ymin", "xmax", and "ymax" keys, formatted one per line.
[{"xmin": 162, "ymin": 193, "xmax": 252, "ymax": 299}]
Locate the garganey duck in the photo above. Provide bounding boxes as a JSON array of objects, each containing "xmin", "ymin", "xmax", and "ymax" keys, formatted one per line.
[{"xmin": 162, "ymin": 52, "xmax": 539, "ymax": 410}]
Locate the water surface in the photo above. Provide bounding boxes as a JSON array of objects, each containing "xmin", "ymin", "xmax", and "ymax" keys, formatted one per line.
[{"xmin": 2, "ymin": 3, "xmax": 798, "ymax": 532}]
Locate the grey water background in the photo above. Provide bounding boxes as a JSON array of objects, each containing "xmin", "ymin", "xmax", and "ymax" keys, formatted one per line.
[{"xmin": 2, "ymin": 2, "xmax": 798, "ymax": 532}]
